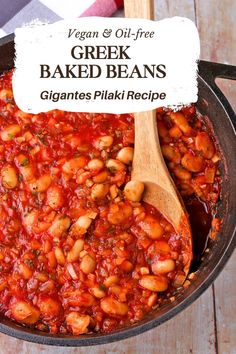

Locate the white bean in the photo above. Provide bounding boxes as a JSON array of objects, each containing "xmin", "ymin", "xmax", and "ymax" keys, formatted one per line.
[
  {"xmin": 104, "ymin": 275, "xmax": 119, "ymax": 287},
  {"xmin": 15, "ymin": 154, "xmax": 34, "ymax": 181},
  {"xmin": 0, "ymin": 89, "xmax": 13, "ymax": 102},
  {"xmin": 46, "ymin": 185, "xmax": 64, "ymax": 209},
  {"xmin": 62, "ymin": 156, "xmax": 87, "ymax": 174},
  {"xmin": 152, "ymin": 259, "xmax": 175, "ymax": 274},
  {"xmin": 91, "ymin": 183, "xmax": 109, "ymax": 200},
  {"xmin": 54, "ymin": 247, "xmax": 66, "ymax": 265},
  {"xmin": 139, "ymin": 216, "xmax": 164, "ymax": 239},
  {"xmin": 87, "ymin": 159, "xmax": 104, "ymax": 171},
  {"xmin": 70, "ymin": 216, "xmax": 92, "ymax": 235},
  {"xmin": 124, "ymin": 180, "xmax": 144, "ymax": 202},
  {"xmin": 97, "ymin": 136, "xmax": 113, "ymax": 149},
  {"xmin": 116, "ymin": 147, "xmax": 134, "ymax": 164},
  {"xmin": 0, "ymin": 124, "xmax": 21, "ymax": 141},
  {"xmin": 106, "ymin": 159, "xmax": 125, "ymax": 172},
  {"xmin": 11, "ymin": 301, "xmax": 40, "ymax": 324},
  {"xmin": 67, "ymin": 239, "xmax": 84, "ymax": 262},
  {"xmin": 101, "ymin": 297, "xmax": 128, "ymax": 316},
  {"xmin": 29, "ymin": 174, "xmax": 52, "ymax": 193},
  {"xmin": 90, "ymin": 285, "xmax": 106, "ymax": 298},
  {"xmin": 66, "ymin": 312, "xmax": 91, "ymax": 335},
  {"xmin": 48, "ymin": 214, "xmax": 71, "ymax": 238},
  {"xmin": 80, "ymin": 254, "xmax": 96, "ymax": 274},
  {"xmin": 139, "ymin": 275, "xmax": 168, "ymax": 292},
  {"xmin": 1, "ymin": 165, "xmax": 18, "ymax": 189}
]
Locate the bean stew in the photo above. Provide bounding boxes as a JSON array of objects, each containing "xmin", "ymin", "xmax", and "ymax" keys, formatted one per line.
[{"xmin": 0, "ymin": 71, "xmax": 221, "ymax": 335}]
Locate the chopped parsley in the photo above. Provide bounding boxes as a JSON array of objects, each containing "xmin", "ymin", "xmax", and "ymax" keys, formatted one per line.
[
  {"xmin": 49, "ymin": 274, "xmax": 56, "ymax": 280},
  {"xmin": 24, "ymin": 259, "xmax": 34, "ymax": 268},
  {"xmin": 18, "ymin": 174, "xmax": 23, "ymax": 182},
  {"xmin": 99, "ymin": 284, "xmax": 107, "ymax": 291},
  {"xmin": 20, "ymin": 158, "xmax": 29, "ymax": 166},
  {"xmin": 36, "ymin": 131, "xmax": 48, "ymax": 145},
  {"xmin": 7, "ymin": 133, "xmax": 14, "ymax": 140}
]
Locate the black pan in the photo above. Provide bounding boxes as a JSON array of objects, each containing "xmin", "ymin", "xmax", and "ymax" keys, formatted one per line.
[{"xmin": 0, "ymin": 34, "xmax": 235, "ymax": 346}]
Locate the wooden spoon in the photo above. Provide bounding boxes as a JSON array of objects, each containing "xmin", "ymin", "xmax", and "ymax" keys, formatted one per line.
[{"xmin": 124, "ymin": 0, "xmax": 192, "ymax": 276}]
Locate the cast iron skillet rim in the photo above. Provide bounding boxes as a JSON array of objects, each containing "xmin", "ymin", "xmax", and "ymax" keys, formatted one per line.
[
  {"xmin": 0, "ymin": 33, "xmax": 14, "ymax": 45},
  {"xmin": 0, "ymin": 35, "xmax": 235, "ymax": 346}
]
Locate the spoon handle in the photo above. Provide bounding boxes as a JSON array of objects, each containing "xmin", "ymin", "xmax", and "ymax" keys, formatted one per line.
[
  {"xmin": 124, "ymin": 0, "xmax": 188, "ymax": 228},
  {"xmin": 131, "ymin": 111, "xmax": 173, "ymax": 188},
  {"xmin": 124, "ymin": 0, "xmax": 192, "ymax": 277},
  {"xmin": 131, "ymin": 110, "xmax": 183, "ymax": 223},
  {"xmin": 124, "ymin": 0, "xmax": 154, "ymax": 20}
]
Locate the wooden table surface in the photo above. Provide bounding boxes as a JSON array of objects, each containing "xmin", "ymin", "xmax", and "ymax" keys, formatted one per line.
[{"xmin": 0, "ymin": 1, "xmax": 235, "ymax": 353}]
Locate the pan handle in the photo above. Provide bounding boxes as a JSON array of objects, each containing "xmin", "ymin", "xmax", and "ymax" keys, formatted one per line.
[
  {"xmin": 199, "ymin": 60, "xmax": 236, "ymax": 83},
  {"xmin": 198, "ymin": 60, "xmax": 236, "ymax": 123}
]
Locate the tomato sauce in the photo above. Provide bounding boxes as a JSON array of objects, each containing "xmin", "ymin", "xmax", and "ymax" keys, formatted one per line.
[{"xmin": 0, "ymin": 71, "xmax": 221, "ymax": 335}]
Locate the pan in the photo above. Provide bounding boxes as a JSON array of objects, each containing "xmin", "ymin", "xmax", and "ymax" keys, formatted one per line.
[{"xmin": 0, "ymin": 34, "xmax": 235, "ymax": 346}]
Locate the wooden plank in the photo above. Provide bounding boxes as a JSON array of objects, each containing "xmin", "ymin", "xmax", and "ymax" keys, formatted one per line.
[
  {"xmin": 0, "ymin": 286, "xmax": 216, "ymax": 354},
  {"xmin": 215, "ymin": 78, "xmax": 236, "ymax": 113},
  {"xmin": 112, "ymin": 286, "xmax": 216, "ymax": 354},
  {"xmin": 196, "ymin": 1, "xmax": 236, "ymax": 353},
  {"xmin": 195, "ymin": 0, "xmax": 236, "ymax": 112},
  {"xmin": 195, "ymin": 0, "xmax": 236, "ymax": 64},
  {"xmin": 213, "ymin": 252, "xmax": 236, "ymax": 354},
  {"xmin": 154, "ymin": 0, "xmax": 195, "ymax": 21},
  {"xmin": 113, "ymin": 0, "xmax": 196, "ymax": 21}
]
